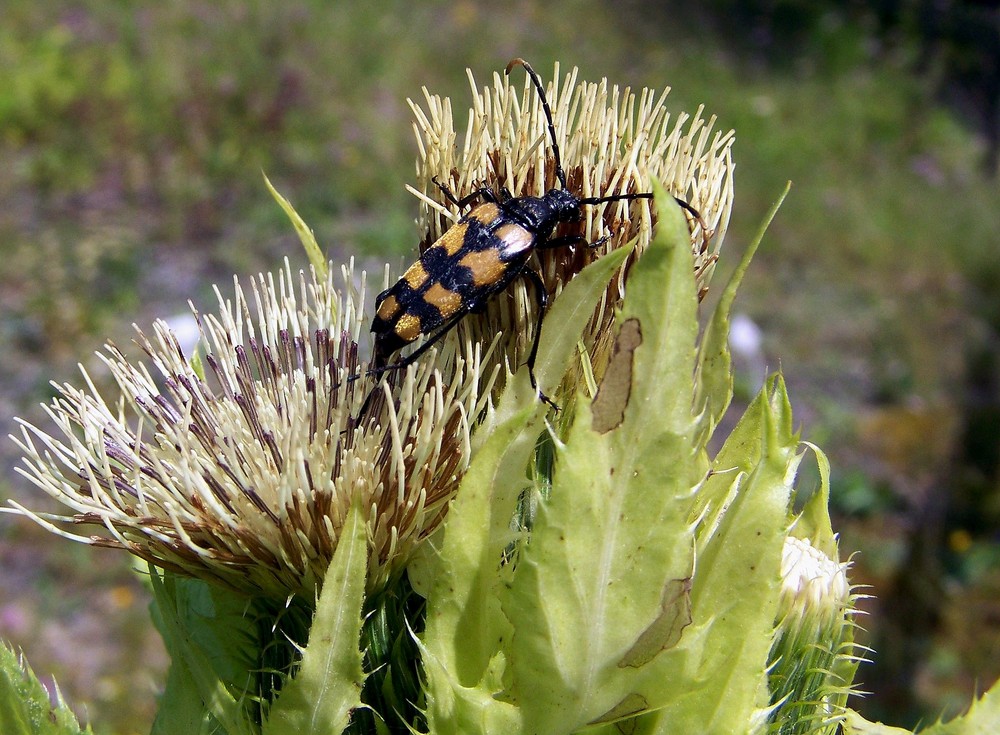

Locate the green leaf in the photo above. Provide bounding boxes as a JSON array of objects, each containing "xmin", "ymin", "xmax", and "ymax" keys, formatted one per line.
[
  {"xmin": 694, "ymin": 182, "xmax": 790, "ymax": 445},
  {"xmin": 845, "ymin": 675, "xmax": 1000, "ymax": 734},
  {"xmin": 418, "ymin": 183, "xmax": 809, "ymax": 733},
  {"xmin": 0, "ymin": 641, "xmax": 90, "ymax": 735},
  {"xmin": 420, "ymin": 233, "xmax": 634, "ymax": 735},
  {"xmin": 616, "ymin": 180, "xmax": 700, "ymax": 431},
  {"xmin": 907, "ymin": 673, "xmax": 1000, "ymax": 734},
  {"xmin": 842, "ymin": 710, "xmax": 915, "ymax": 735},
  {"xmin": 153, "ymin": 649, "xmax": 220, "ymax": 735},
  {"xmin": 263, "ymin": 173, "xmax": 328, "ymax": 279},
  {"xmin": 532, "ymin": 240, "xmax": 635, "ymax": 409},
  {"xmin": 795, "ymin": 440, "xmax": 837, "ymax": 557},
  {"xmin": 941, "ymin": 681, "xmax": 1000, "ymax": 733},
  {"xmin": 501, "ymin": 181, "xmax": 702, "ymax": 732},
  {"xmin": 263, "ymin": 500, "xmax": 367, "ymax": 735},
  {"xmin": 628, "ymin": 376, "xmax": 799, "ymax": 734},
  {"xmin": 418, "ymin": 401, "xmax": 535, "ymax": 735},
  {"xmin": 150, "ymin": 572, "xmax": 259, "ymax": 735},
  {"xmin": 190, "ymin": 348, "xmax": 206, "ymax": 382}
]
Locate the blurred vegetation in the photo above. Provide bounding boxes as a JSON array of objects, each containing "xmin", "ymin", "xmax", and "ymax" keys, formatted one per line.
[{"xmin": 0, "ymin": 1, "xmax": 997, "ymax": 733}]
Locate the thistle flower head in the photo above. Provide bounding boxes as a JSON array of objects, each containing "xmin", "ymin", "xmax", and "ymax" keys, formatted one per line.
[
  {"xmin": 779, "ymin": 536, "xmax": 852, "ymax": 623},
  {"xmin": 407, "ymin": 62, "xmax": 734, "ymax": 395},
  {"xmin": 767, "ymin": 535, "xmax": 866, "ymax": 734},
  {"xmin": 10, "ymin": 260, "xmax": 492, "ymax": 597}
]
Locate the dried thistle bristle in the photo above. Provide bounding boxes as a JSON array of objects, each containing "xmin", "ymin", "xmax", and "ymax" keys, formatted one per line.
[
  {"xmin": 407, "ymin": 62, "xmax": 735, "ymax": 399},
  {"xmin": 11, "ymin": 260, "xmax": 492, "ymax": 597}
]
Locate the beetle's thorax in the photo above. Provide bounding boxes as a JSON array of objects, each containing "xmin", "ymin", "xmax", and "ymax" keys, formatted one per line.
[{"xmin": 502, "ymin": 188, "xmax": 582, "ymax": 236}]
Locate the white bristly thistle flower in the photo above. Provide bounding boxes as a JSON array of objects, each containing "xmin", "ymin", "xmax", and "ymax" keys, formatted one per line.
[
  {"xmin": 10, "ymin": 260, "xmax": 495, "ymax": 597},
  {"xmin": 407, "ymin": 62, "xmax": 735, "ymax": 401},
  {"xmin": 766, "ymin": 535, "xmax": 868, "ymax": 735}
]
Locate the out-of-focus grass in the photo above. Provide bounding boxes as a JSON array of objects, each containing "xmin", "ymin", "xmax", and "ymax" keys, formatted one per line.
[{"xmin": 1, "ymin": 1, "xmax": 998, "ymax": 732}]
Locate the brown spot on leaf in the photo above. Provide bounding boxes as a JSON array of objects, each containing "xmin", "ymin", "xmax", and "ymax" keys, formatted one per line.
[
  {"xmin": 619, "ymin": 577, "xmax": 692, "ymax": 668},
  {"xmin": 591, "ymin": 318, "xmax": 642, "ymax": 434},
  {"xmin": 588, "ymin": 692, "xmax": 649, "ymax": 726}
]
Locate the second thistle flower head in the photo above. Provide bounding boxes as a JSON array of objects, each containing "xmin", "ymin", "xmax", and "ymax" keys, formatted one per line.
[{"xmin": 11, "ymin": 261, "xmax": 492, "ymax": 598}]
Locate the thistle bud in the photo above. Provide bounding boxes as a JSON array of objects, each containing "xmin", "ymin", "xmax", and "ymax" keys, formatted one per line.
[{"xmin": 767, "ymin": 535, "xmax": 865, "ymax": 734}]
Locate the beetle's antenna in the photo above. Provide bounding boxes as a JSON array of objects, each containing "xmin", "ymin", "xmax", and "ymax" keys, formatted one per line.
[
  {"xmin": 582, "ymin": 192, "xmax": 710, "ymax": 243},
  {"xmin": 506, "ymin": 58, "xmax": 567, "ymax": 191},
  {"xmin": 581, "ymin": 192, "xmax": 704, "ymax": 221},
  {"xmin": 578, "ymin": 192, "xmax": 654, "ymax": 205}
]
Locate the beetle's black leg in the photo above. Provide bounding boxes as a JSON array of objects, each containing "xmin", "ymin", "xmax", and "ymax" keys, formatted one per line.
[
  {"xmin": 580, "ymin": 191, "xmax": 710, "ymax": 249},
  {"xmin": 432, "ymin": 176, "xmax": 496, "ymax": 209},
  {"xmin": 350, "ymin": 311, "xmax": 469, "ymax": 425},
  {"xmin": 520, "ymin": 267, "xmax": 558, "ymax": 411},
  {"xmin": 535, "ymin": 233, "xmax": 614, "ymax": 251},
  {"xmin": 578, "ymin": 190, "xmax": 702, "ymax": 224},
  {"xmin": 352, "ymin": 382, "xmax": 383, "ymax": 427},
  {"xmin": 367, "ymin": 312, "xmax": 469, "ymax": 380},
  {"xmin": 536, "ymin": 234, "xmax": 586, "ymax": 250},
  {"xmin": 672, "ymin": 196, "xmax": 713, "ymax": 253},
  {"xmin": 671, "ymin": 196, "xmax": 702, "ymax": 222},
  {"xmin": 432, "ymin": 175, "xmax": 462, "ymax": 207}
]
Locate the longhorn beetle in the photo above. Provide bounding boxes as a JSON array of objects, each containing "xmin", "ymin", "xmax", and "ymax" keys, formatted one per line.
[{"xmin": 355, "ymin": 58, "xmax": 703, "ymax": 421}]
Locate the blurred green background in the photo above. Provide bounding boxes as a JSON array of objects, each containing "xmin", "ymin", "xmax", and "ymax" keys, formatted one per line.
[{"xmin": 1, "ymin": 1, "xmax": 998, "ymax": 732}]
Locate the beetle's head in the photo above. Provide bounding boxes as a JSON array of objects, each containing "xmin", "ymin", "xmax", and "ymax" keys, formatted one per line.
[{"xmin": 549, "ymin": 188, "xmax": 582, "ymax": 222}]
